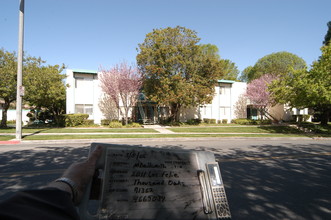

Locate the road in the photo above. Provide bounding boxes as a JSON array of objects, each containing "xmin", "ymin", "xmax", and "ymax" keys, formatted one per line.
[{"xmin": 0, "ymin": 138, "xmax": 330, "ymax": 219}]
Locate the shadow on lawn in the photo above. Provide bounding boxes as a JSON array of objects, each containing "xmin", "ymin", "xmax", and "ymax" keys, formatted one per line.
[
  {"xmin": 0, "ymin": 143, "xmax": 330, "ymax": 219},
  {"xmin": 22, "ymin": 128, "xmax": 51, "ymax": 138}
]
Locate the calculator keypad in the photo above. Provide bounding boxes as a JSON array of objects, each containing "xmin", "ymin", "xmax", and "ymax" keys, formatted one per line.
[{"xmin": 212, "ymin": 187, "xmax": 231, "ymax": 219}]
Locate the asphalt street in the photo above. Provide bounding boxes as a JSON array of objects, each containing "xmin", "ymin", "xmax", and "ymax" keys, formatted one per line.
[{"xmin": 0, "ymin": 138, "xmax": 330, "ymax": 220}]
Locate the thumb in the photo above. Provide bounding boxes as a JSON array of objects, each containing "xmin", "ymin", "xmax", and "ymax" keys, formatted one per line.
[{"xmin": 87, "ymin": 145, "xmax": 103, "ymax": 165}]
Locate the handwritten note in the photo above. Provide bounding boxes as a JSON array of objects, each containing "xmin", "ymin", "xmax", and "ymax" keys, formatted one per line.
[{"xmin": 99, "ymin": 147, "xmax": 206, "ymax": 220}]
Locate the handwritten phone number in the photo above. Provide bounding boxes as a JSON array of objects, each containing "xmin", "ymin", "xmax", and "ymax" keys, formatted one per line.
[{"xmin": 133, "ymin": 195, "xmax": 166, "ymax": 203}]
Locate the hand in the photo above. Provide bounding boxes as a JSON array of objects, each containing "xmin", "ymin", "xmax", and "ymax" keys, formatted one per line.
[{"xmin": 48, "ymin": 145, "xmax": 103, "ymax": 205}]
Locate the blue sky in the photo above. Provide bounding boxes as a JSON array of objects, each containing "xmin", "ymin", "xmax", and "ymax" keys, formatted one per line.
[{"xmin": 1, "ymin": 0, "xmax": 330, "ymax": 74}]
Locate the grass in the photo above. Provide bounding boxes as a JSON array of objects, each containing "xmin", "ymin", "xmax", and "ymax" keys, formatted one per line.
[
  {"xmin": 294, "ymin": 123, "xmax": 331, "ymax": 137},
  {"xmin": 22, "ymin": 133, "xmax": 307, "ymax": 140},
  {"xmin": 0, "ymin": 128, "xmax": 156, "ymax": 133},
  {"xmin": 0, "ymin": 135, "xmax": 15, "ymax": 141},
  {"xmin": 169, "ymin": 126, "xmax": 304, "ymax": 134},
  {"xmin": 1, "ymin": 124, "xmax": 329, "ymax": 141}
]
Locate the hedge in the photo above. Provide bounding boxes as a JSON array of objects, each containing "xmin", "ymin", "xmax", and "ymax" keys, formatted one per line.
[
  {"xmin": 203, "ymin": 118, "xmax": 216, "ymax": 124},
  {"xmin": 109, "ymin": 121, "xmax": 123, "ymax": 128},
  {"xmin": 231, "ymin": 118, "xmax": 272, "ymax": 125},
  {"xmin": 186, "ymin": 118, "xmax": 202, "ymax": 125},
  {"xmin": 64, "ymin": 114, "xmax": 89, "ymax": 127},
  {"xmin": 101, "ymin": 119, "xmax": 111, "ymax": 126}
]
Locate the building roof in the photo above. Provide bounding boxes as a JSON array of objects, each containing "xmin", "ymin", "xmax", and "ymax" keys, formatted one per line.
[
  {"xmin": 72, "ymin": 69, "xmax": 98, "ymax": 75},
  {"xmin": 218, "ymin": 79, "xmax": 236, "ymax": 84}
]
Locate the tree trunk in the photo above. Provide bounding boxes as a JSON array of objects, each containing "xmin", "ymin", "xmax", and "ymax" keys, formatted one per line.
[
  {"xmin": 320, "ymin": 109, "xmax": 330, "ymax": 126},
  {"xmin": 124, "ymin": 109, "xmax": 129, "ymax": 125},
  {"xmin": 170, "ymin": 103, "xmax": 181, "ymax": 122},
  {"xmin": 0, "ymin": 100, "xmax": 10, "ymax": 128},
  {"xmin": 52, "ymin": 109, "xmax": 63, "ymax": 127}
]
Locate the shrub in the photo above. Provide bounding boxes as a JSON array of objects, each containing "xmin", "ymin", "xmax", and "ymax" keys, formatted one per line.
[
  {"xmin": 222, "ymin": 119, "xmax": 228, "ymax": 124},
  {"xmin": 203, "ymin": 118, "xmax": 211, "ymax": 124},
  {"xmin": 186, "ymin": 118, "xmax": 202, "ymax": 125},
  {"xmin": 203, "ymin": 118, "xmax": 216, "ymax": 124},
  {"xmin": 234, "ymin": 119, "xmax": 273, "ymax": 125},
  {"xmin": 83, "ymin": 119, "xmax": 94, "ymax": 126},
  {"xmin": 111, "ymin": 119, "xmax": 121, "ymax": 123},
  {"xmin": 303, "ymin": 115, "xmax": 310, "ymax": 122},
  {"xmin": 255, "ymin": 119, "xmax": 272, "ymax": 125},
  {"xmin": 6, "ymin": 120, "xmax": 16, "ymax": 125},
  {"xmin": 232, "ymin": 118, "xmax": 257, "ymax": 125},
  {"xmin": 56, "ymin": 115, "xmax": 66, "ymax": 127},
  {"xmin": 64, "ymin": 114, "xmax": 89, "ymax": 127},
  {"xmin": 101, "ymin": 119, "xmax": 111, "ymax": 126},
  {"xmin": 125, "ymin": 122, "xmax": 142, "ymax": 128},
  {"xmin": 167, "ymin": 121, "xmax": 183, "ymax": 126},
  {"xmin": 109, "ymin": 121, "xmax": 123, "ymax": 128},
  {"xmin": 210, "ymin": 119, "xmax": 216, "ymax": 124}
]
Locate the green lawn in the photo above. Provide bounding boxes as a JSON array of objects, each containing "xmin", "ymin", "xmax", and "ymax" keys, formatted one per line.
[
  {"xmin": 23, "ymin": 133, "xmax": 306, "ymax": 140},
  {"xmin": 169, "ymin": 126, "xmax": 304, "ymax": 134},
  {"xmin": 0, "ymin": 128, "xmax": 157, "ymax": 133},
  {"xmin": 1, "ymin": 124, "xmax": 329, "ymax": 141},
  {"xmin": 0, "ymin": 135, "xmax": 15, "ymax": 141}
]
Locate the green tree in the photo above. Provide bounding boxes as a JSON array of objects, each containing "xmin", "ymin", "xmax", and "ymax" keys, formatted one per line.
[
  {"xmin": 244, "ymin": 51, "xmax": 306, "ymax": 82},
  {"xmin": 323, "ymin": 21, "xmax": 331, "ymax": 46},
  {"xmin": 270, "ymin": 45, "xmax": 331, "ymax": 125},
  {"xmin": 219, "ymin": 59, "xmax": 240, "ymax": 80},
  {"xmin": 239, "ymin": 66, "xmax": 253, "ymax": 82},
  {"xmin": 200, "ymin": 43, "xmax": 220, "ymax": 60},
  {"xmin": 137, "ymin": 26, "xmax": 223, "ymax": 122},
  {"xmin": 0, "ymin": 49, "xmax": 17, "ymax": 127},
  {"xmin": 24, "ymin": 58, "xmax": 67, "ymax": 125},
  {"xmin": 199, "ymin": 44, "xmax": 239, "ymax": 80}
]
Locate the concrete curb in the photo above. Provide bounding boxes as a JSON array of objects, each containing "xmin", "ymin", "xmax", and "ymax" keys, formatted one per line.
[
  {"xmin": 4, "ymin": 136, "xmax": 329, "ymax": 145},
  {"xmin": 0, "ymin": 140, "xmax": 21, "ymax": 145}
]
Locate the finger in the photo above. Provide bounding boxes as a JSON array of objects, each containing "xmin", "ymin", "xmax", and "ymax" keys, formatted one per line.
[{"xmin": 87, "ymin": 145, "xmax": 103, "ymax": 164}]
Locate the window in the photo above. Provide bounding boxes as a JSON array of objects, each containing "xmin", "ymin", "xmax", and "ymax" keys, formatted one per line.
[
  {"xmin": 75, "ymin": 104, "xmax": 93, "ymax": 115},
  {"xmin": 219, "ymin": 86, "xmax": 226, "ymax": 95},
  {"xmin": 220, "ymin": 107, "xmax": 230, "ymax": 116},
  {"xmin": 75, "ymin": 77, "xmax": 93, "ymax": 88},
  {"xmin": 75, "ymin": 77, "xmax": 84, "ymax": 88},
  {"xmin": 219, "ymin": 86, "xmax": 230, "ymax": 95}
]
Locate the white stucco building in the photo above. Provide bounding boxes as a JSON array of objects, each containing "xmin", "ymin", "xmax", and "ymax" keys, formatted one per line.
[
  {"xmin": 199, "ymin": 80, "xmax": 247, "ymax": 122},
  {"xmin": 66, "ymin": 69, "xmax": 311, "ymax": 124},
  {"xmin": 65, "ymin": 69, "xmax": 249, "ymax": 124},
  {"xmin": 66, "ymin": 69, "xmax": 103, "ymax": 124}
]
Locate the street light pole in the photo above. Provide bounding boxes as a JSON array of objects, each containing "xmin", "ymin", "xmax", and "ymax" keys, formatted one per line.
[{"xmin": 16, "ymin": 0, "xmax": 24, "ymax": 140}]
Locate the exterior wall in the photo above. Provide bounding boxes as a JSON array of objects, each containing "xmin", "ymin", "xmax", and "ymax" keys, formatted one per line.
[
  {"xmin": 248, "ymin": 104, "xmax": 311, "ymax": 122},
  {"xmin": 66, "ymin": 69, "xmax": 103, "ymax": 124},
  {"xmin": 66, "ymin": 71, "xmax": 249, "ymax": 124},
  {"xmin": 185, "ymin": 81, "xmax": 247, "ymax": 123},
  {"xmin": 268, "ymin": 104, "xmax": 285, "ymax": 121},
  {"xmin": 66, "ymin": 69, "xmax": 135, "ymax": 124},
  {"xmin": 0, "ymin": 109, "xmax": 30, "ymax": 125},
  {"xmin": 283, "ymin": 105, "xmax": 311, "ymax": 122},
  {"xmin": 65, "ymin": 69, "xmax": 311, "ymax": 124}
]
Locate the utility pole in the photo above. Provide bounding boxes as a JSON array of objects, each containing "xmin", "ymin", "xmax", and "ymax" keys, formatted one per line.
[{"xmin": 16, "ymin": 0, "xmax": 24, "ymax": 140}]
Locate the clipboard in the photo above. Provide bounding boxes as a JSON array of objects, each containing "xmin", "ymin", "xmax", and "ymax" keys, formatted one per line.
[{"xmin": 79, "ymin": 143, "xmax": 231, "ymax": 220}]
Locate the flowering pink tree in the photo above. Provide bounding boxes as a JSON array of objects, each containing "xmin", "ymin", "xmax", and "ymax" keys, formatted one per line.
[
  {"xmin": 245, "ymin": 74, "xmax": 277, "ymax": 121},
  {"xmin": 99, "ymin": 62, "xmax": 142, "ymax": 125}
]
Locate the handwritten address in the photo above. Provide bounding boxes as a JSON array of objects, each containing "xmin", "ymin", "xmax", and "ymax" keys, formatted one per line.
[{"xmin": 105, "ymin": 149, "xmax": 195, "ymax": 204}]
